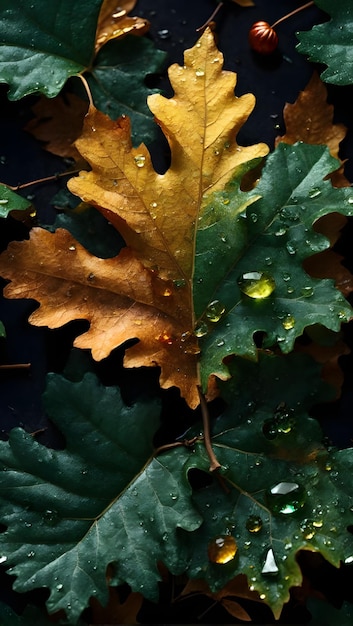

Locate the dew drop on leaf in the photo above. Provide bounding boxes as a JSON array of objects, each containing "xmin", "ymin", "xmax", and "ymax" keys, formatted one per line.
[
  {"xmin": 300, "ymin": 519, "xmax": 316, "ymax": 540},
  {"xmin": 56, "ymin": 583, "xmax": 64, "ymax": 591},
  {"xmin": 195, "ymin": 68, "xmax": 205, "ymax": 77},
  {"xmin": 246, "ymin": 515, "xmax": 263, "ymax": 533},
  {"xmin": 308, "ymin": 187, "xmax": 321, "ymax": 198},
  {"xmin": 194, "ymin": 321, "xmax": 208, "ymax": 337},
  {"xmin": 0, "ymin": 556, "xmax": 7, "ymax": 564},
  {"xmin": 162, "ymin": 287, "xmax": 173, "ymax": 297},
  {"xmin": 344, "ymin": 556, "xmax": 353, "ymax": 564},
  {"xmin": 261, "ymin": 548, "xmax": 279, "ymax": 576},
  {"xmin": 205, "ymin": 300, "xmax": 226, "ymax": 322},
  {"xmin": 301, "ymin": 286, "xmax": 314, "ymax": 297},
  {"xmin": 208, "ymin": 535, "xmax": 237, "ymax": 564},
  {"xmin": 158, "ymin": 331, "xmax": 174, "ymax": 345},
  {"xmin": 237, "ymin": 271, "xmax": 275, "ymax": 299},
  {"xmin": 265, "ymin": 481, "xmax": 305, "ymax": 515},
  {"xmin": 134, "ymin": 155, "xmax": 146, "ymax": 168},
  {"xmin": 0, "ymin": 199, "xmax": 8, "ymax": 205},
  {"xmin": 347, "ymin": 197, "xmax": 353, "ymax": 205},
  {"xmin": 282, "ymin": 315, "xmax": 295, "ymax": 330}
]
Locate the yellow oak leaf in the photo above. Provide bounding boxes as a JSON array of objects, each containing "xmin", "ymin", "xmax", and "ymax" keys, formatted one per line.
[
  {"xmin": 95, "ymin": 0, "xmax": 149, "ymax": 53},
  {"xmin": 0, "ymin": 29, "xmax": 268, "ymax": 407}
]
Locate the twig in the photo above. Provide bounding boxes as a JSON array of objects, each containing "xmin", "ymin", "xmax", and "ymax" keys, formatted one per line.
[
  {"xmin": 196, "ymin": 2, "xmax": 224, "ymax": 32},
  {"xmin": 197, "ymin": 385, "xmax": 221, "ymax": 472},
  {"xmin": 5, "ymin": 169, "xmax": 81, "ymax": 192},
  {"xmin": 271, "ymin": 1, "xmax": 314, "ymax": 28},
  {"xmin": 78, "ymin": 73, "xmax": 94, "ymax": 108},
  {"xmin": 0, "ymin": 363, "xmax": 31, "ymax": 371}
]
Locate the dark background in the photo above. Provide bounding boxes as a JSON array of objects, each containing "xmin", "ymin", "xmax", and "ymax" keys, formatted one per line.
[{"xmin": 0, "ymin": 0, "xmax": 353, "ymax": 623}]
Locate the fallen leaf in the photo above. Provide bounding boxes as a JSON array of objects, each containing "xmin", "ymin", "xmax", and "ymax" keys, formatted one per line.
[
  {"xmin": 276, "ymin": 72, "xmax": 349, "ymax": 187},
  {"xmin": 95, "ymin": 0, "xmax": 149, "ymax": 53},
  {"xmin": 90, "ymin": 587, "xmax": 143, "ymax": 624},
  {"xmin": 25, "ymin": 93, "xmax": 88, "ymax": 162},
  {"xmin": 0, "ymin": 27, "xmax": 266, "ymax": 407}
]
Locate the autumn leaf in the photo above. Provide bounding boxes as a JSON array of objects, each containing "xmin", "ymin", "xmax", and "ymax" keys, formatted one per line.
[
  {"xmin": 25, "ymin": 93, "xmax": 88, "ymax": 163},
  {"xmin": 276, "ymin": 72, "xmax": 348, "ymax": 188},
  {"xmin": 95, "ymin": 0, "xmax": 149, "ymax": 53},
  {"xmin": 0, "ymin": 29, "xmax": 268, "ymax": 407}
]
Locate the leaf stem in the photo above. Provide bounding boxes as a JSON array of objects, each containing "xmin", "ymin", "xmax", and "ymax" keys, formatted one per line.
[
  {"xmin": 78, "ymin": 73, "xmax": 94, "ymax": 108},
  {"xmin": 5, "ymin": 169, "xmax": 81, "ymax": 192},
  {"xmin": 196, "ymin": 2, "xmax": 224, "ymax": 32},
  {"xmin": 271, "ymin": 1, "xmax": 314, "ymax": 29},
  {"xmin": 197, "ymin": 385, "xmax": 221, "ymax": 472}
]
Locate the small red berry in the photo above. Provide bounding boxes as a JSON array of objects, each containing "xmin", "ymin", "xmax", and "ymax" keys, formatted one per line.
[{"xmin": 248, "ymin": 21, "xmax": 279, "ymax": 55}]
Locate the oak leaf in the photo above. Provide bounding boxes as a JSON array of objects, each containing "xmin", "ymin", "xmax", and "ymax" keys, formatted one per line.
[
  {"xmin": 95, "ymin": 0, "xmax": 149, "ymax": 53},
  {"xmin": 0, "ymin": 29, "xmax": 268, "ymax": 408}
]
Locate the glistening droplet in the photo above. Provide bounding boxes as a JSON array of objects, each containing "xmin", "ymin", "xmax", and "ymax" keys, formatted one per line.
[
  {"xmin": 205, "ymin": 300, "xmax": 225, "ymax": 322},
  {"xmin": 282, "ymin": 315, "xmax": 295, "ymax": 330},
  {"xmin": 308, "ymin": 187, "xmax": 321, "ymax": 198},
  {"xmin": 238, "ymin": 271, "xmax": 275, "ymax": 299},
  {"xmin": 194, "ymin": 321, "xmax": 208, "ymax": 337},
  {"xmin": 208, "ymin": 535, "xmax": 237, "ymax": 564},
  {"xmin": 134, "ymin": 155, "xmax": 146, "ymax": 168},
  {"xmin": 246, "ymin": 515, "xmax": 263, "ymax": 533},
  {"xmin": 265, "ymin": 481, "xmax": 305, "ymax": 515}
]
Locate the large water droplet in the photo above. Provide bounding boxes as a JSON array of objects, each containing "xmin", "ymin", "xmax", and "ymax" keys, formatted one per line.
[
  {"xmin": 301, "ymin": 286, "xmax": 314, "ymax": 297},
  {"xmin": 205, "ymin": 300, "xmax": 225, "ymax": 322},
  {"xmin": 261, "ymin": 548, "xmax": 279, "ymax": 575},
  {"xmin": 238, "ymin": 271, "xmax": 275, "ymax": 299},
  {"xmin": 208, "ymin": 535, "xmax": 237, "ymax": 564},
  {"xmin": 265, "ymin": 482, "xmax": 305, "ymax": 515},
  {"xmin": 246, "ymin": 515, "xmax": 263, "ymax": 533},
  {"xmin": 195, "ymin": 68, "xmax": 205, "ymax": 77}
]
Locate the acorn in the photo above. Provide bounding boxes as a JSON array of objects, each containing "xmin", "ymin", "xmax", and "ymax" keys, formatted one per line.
[{"xmin": 248, "ymin": 21, "xmax": 278, "ymax": 55}]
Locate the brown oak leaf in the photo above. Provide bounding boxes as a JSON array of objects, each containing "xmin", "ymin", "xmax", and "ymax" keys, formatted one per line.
[{"xmin": 0, "ymin": 29, "xmax": 268, "ymax": 407}]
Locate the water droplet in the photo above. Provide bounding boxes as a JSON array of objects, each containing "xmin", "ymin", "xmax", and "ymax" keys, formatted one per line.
[
  {"xmin": 158, "ymin": 331, "xmax": 174, "ymax": 345},
  {"xmin": 265, "ymin": 482, "xmax": 305, "ymax": 515},
  {"xmin": 338, "ymin": 310, "xmax": 347, "ymax": 320},
  {"xmin": 261, "ymin": 548, "xmax": 279, "ymax": 575},
  {"xmin": 300, "ymin": 519, "xmax": 316, "ymax": 540},
  {"xmin": 205, "ymin": 300, "xmax": 225, "ymax": 322},
  {"xmin": 27, "ymin": 551, "xmax": 35, "ymax": 558},
  {"xmin": 68, "ymin": 245, "xmax": 76, "ymax": 251},
  {"xmin": 150, "ymin": 201, "xmax": 158, "ymax": 208},
  {"xmin": 282, "ymin": 315, "xmax": 295, "ymax": 330},
  {"xmin": 0, "ymin": 556, "xmax": 7, "ymax": 564},
  {"xmin": 265, "ymin": 257, "xmax": 272, "ymax": 266},
  {"xmin": 0, "ymin": 199, "xmax": 8, "ymax": 205},
  {"xmin": 208, "ymin": 535, "xmax": 237, "ymax": 564},
  {"xmin": 346, "ymin": 197, "xmax": 353, "ymax": 205},
  {"xmin": 158, "ymin": 29, "xmax": 170, "ymax": 39},
  {"xmin": 286, "ymin": 242, "xmax": 297, "ymax": 255},
  {"xmin": 312, "ymin": 519, "xmax": 323, "ymax": 528},
  {"xmin": 345, "ymin": 556, "xmax": 353, "ymax": 564},
  {"xmin": 238, "ymin": 271, "xmax": 275, "ymax": 299},
  {"xmin": 195, "ymin": 68, "xmax": 205, "ymax": 77},
  {"xmin": 309, "ymin": 187, "xmax": 321, "ymax": 198},
  {"xmin": 173, "ymin": 278, "xmax": 186, "ymax": 288},
  {"xmin": 56, "ymin": 583, "xmax": 63, "ymax": 591},
  {"xmin": 194, "ymin": 321, "xmax": 208, "ymax": 337},
  {"xmin": 275, "ymin": 227, "xmax": 287, "ymax": 237},
  {"xmin": 24, "ymin": 521, "xmax": 32, "ymax": 528},
  {"xmin": 301, "ymin": 286, "xmax": 314, "ymax": 297},
  {"xmin": 134, "ymin": 155, "xmax": 146, "ymax": 168},
  {"xmin": 246, "ymin": 515, "xmax": 263, "ymax": 533},
  {"xmin": 43, "ymin": 509, "xmax": 59, "ymax": 526},
  {"xmin": 87, "ymin": 273, "xmax": 95, "ymax": 281},
  {"xmin": 170, "ymin": 493, "xmax": 178, "ymax": 500},
  {"xmin": 216, "ymin": 339, "xmax": 225, "ymax": 347},
  {"xmin": 260, "ymin": 593, "xmax": 266, "ymax": 600},
  {"xmin": 250, "ymin": 213, "xmax": 258, "ymax": 223},
  {"xmin": 162, "ymin": 287, "xmax": 172, "ymax": 297}
]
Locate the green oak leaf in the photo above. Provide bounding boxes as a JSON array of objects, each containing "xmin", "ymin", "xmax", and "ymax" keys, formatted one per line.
[
  {"xmin": 87, "ymin": 36, "xmax": 167, "ymax": 145},
  {"xmin": 0, "ymin": 602, "xmax": 76, "ymax": 626},
  {"xmin": 0, "ymin": 184, "xmax": 32, "ymax": 216},
  {"xmin": 0, "ymin": 373, "xmax": 201, "ymax": 623},
  {"xmin": 195, "ymin": 143, "xmax": 353, "ymax": 386},
  {"xmin": 0, "ymin": 0, "xmax": 103, "ymax": 99},
  {"xmin": 297, "ymin": 0, "xmax": 353, "ymax": 85},
  {"xmin": 182, "ymin": 353, "xmax": 353, "ymax": 619}
]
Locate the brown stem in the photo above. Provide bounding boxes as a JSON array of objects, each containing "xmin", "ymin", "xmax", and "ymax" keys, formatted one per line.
[
  {"xmin": 78, "ymin": 73, "xmax": 94, "ymax": 108},
  {"xmin": 0, "ymin": 363, "xmax": 31, "ymax": 371},
  {"xmin": 5, "ymin": 169, "xmax": 81, "ymax": 192},
  {"xmin": 154, "ymin": 436, "xmax": 199, "ymax": 457},
  {"xmin": 271, "ymin": 1, "xmax": 314, "ymax": 29},
  {"xmin": 196, "ymin": 1, "xmax": 224, "ymax": 32},
  {"xmin": 197, "ymin": 385, "xmax": 221, "ymax": 472}
]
